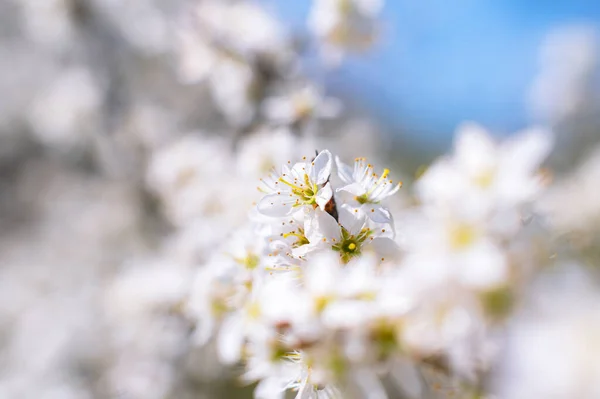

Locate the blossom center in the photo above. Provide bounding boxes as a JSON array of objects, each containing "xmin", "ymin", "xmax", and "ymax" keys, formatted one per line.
[
  {"xmin": 283, "ymin": 227, "xmax": 310, "ymax": 248},
  {"xmin": 356, "ymin": 168, "xmax": 393, "ymax": 204},
  {"xmin": 332, "ymin": 227, "xmax": 373, "ymax": 263},
  {"xmin": 449, "ymin": 224, "xmax": 477, "ymax": 250},
  {"xmin": 354, "ymin": 194, "xmax": 370, "ymax": 204},
  {"xmin": 235, "ymin": 253, "xmax": 260, "ymax": 270},
  {"xmin": 474, "ymin": 168, "xmax": 496, "ymax": 189},
  {"xmin": 279, "ymin": 173, "xmax": 320, "ymax": 207}
]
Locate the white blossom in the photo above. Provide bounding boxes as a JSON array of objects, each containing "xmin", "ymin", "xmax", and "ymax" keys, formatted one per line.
[
  {"xmin": 263, "ymin": 85, "xmax": 342, "ymax": 127},
  {"xmin": 417, "ymin": 122, "xmax": 553, "ymax": 226},
  {"xmin": 335, "ymin": 156, "xmax": 401, "ymax": 224},
  {"xmin": 257, "ymin": 150, "xmax": 334, "ymax": 218},
  {"xmin": 309, "ymin": 0, "xmax": 384, "ymax": 64}
]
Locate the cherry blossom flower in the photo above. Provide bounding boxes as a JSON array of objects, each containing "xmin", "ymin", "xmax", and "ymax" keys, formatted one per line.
[
  {"xmin": 257, "ymin": 150, "xmax": 334, "ymax": 218},
  {"xmin": 335, "ymin": 156, "xmax": 402, "ymax": 224}
]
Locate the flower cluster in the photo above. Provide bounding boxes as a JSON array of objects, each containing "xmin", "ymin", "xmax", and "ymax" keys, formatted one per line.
[
  {"xmin": 188, "ymin": 123, "xmax": 554, "ymax": 398},
  {"xmin": 177, "ymin": 0, "xmax": 382, "ymax": 130},
  {"xmin": 399, "ymin": 123, "xmax": 553, "ymax": 380},
  {"xmin": 189, "ymin": 149, "xmax": 404, "ymax": 397}
]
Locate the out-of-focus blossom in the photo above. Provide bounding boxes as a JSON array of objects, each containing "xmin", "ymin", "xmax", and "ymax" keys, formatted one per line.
[
  {"xmin": 401, "ymin": 124, "xmax": 552, "ymax": 293},
  {"xmin": 208, "ymin": 58, "xmax": 258, "ymax": 127},
  {"xmin": 17, "ymin": 0, "xmax": 75, "ymax": 49},
  {"xmin": 417, "ymin": 122, "xmax": 553, "ymax": 222},
  {"xmin": 235, "ymin": 128, "xmax": 313, "ymax": 179},
  {"xmin": 402, "ymin": 288, "xmax": 495, "ymax": 380},
  {"xmin": 528, "ymin": 25, "xmax": 599, "ymax": 124},
  {"xmin": 177, "ymin": 0, "xmax": 292, "ymax": 126},
  {"xmin": 188, "ymin": 0, "xmax": 289, "ymax": 68},
  {"xmin": 28, "ymin": 67, "xmax": 102, "ymax": 150},
  {"xmin": 308, "ymin": 0, "xmax": 384, "ymax": 64},
  {"xmin": 146, "ymin": 134, "xmax": 237, "ymax": 226},
  {"xmin": 104, "ymin": 259, "xmax": 192, "ymax": 399},
  {"xmin": 92, "ymin": 0, "xmax": 172, "ymax": 54},
  {"xmin": 392, "ymin": 124, "xmax": 554, "ymax": 384},
  {"xmin": 263, "ymin": 84, "xmax": 342, "ymax": 127},
  {"xmin": 494, "ymin": 267, "xmax": 600, "ymax": 399},
  {"xmin": 538, "ymin": 144, "xmax": 600, "ymax": 234},
  {"xmin": 401, "ymin": 208, "xmax": 509, "ymax": 290}
]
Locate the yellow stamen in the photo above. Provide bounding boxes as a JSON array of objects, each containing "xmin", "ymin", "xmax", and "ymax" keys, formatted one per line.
[
  {"xmin": 366, "ymin": 167, "xmax": 393, "ymax": 197},
  {"xmin": 278, "ymin": 177, "xmax": 303, "ymax": 192}
]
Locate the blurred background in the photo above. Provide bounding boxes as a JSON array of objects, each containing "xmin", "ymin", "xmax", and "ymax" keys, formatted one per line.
[
  {"xmin": 0, "ymin": 0, "xmax": 600, "ymax": 398},
  {"xmin": 266, "ymin": 0, "xmax": 600, "ymax": 165}
]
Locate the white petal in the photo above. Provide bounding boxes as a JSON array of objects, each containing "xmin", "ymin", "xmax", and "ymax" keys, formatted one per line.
[
  {"xmin": 193, "ymin": 316, "xmax": 215, "ymax": 346},
  {"xmin": 365, "ymin": 204, "xmax": 392, "ymax": 224},
  {"xmin": 401, "ymin": 252, "xmax": 452, "ymax": 290},
  {"xmin": 502, "ymin": 126, "xmax": 553, "ymax": 173},
  {"xmin": 335, "ymin": 155, "xmax": 354, "ymax": 184},
  {"xmin": 305, "ymin": 251, "xmax": 341, "ymax": 294},
  {"xmin": 369, "ymin": 237, "xmax": 400, "ymax": 258},
  {"xmin": 416, "ymin": 160, "xmax": 466, "ymax": 205},
  {"xmin": 316, "ymin": 182, "xmax": 333, "ymax": 211},
  {"xmin": 337, "ymin": 182, "xmax": 367, "ymax": 196},
  {"xmin": 322, "ymin": 300, "xmax": 372, "ymax": 329},
  {"xmin": 310, "ymin": 149, "xmax": 332, "ymax": 185},
  {"xmin": 217, "ymin": 314, "xmax": 245, "ymax": 364},
  {"xmin": 255, "ymin": 377, "xmax": 288, "ymax": 399},
  {"xmin": 291, "ymin": 162, "xmax": 308, "ymax": 181},
  {"xmin": 262, "ymin": 97, "xmax": 294, "ymax": 123},
  {"xmin": 374, "ymin": 181, "xmax": 401, "ymax": 201},
  {"xmin": 295, "ymin": 379, "xmax": 316, "ymax": 399},
  {"xmin": 339, "ymin": 204, "xmax": 366, "ymax": 236},
  {"xmin": 258, "ymin": 193, "xmax": 296, "ymax": 217},
  {"xmin": 351, "ymin": 369, "xmax": 388, "ymax": 399},
  {"xmin": 281, "ymin": 163, "xmax": 292, "ymax": 177},
  {"xmin": 389, "ymin": 358, "xmax": 423, "ymax": 399},
  {"xmin": 292, "ymin": 242, "xmax": 319, "ymax": 258},
  {"xmin": 457, "ymin": 240, "xmax": 508, "ymax": 289},
  {"xmin": 454, "ymin": 122, "xmax": 498, "ymax": 173},
  {"xmin": 305, "ymin": 208, "xmax": 341, "ymax": 243},
  {"xmin": 496, "ymin": 127, "xmax": 554, "ymax": 203}
]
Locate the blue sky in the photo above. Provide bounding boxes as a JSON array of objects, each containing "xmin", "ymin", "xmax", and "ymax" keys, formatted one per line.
[{"xmin": 262, "ymin": 0, "xmax": 600, "ymax": 140}]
